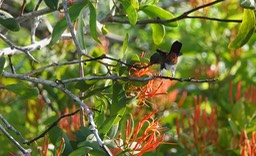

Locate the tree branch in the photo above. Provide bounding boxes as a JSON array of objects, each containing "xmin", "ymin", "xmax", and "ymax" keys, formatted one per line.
[
  {"xmin": 101, "ymin": 0, "xmax": 241, "ymax": 24},
  {"xmin": 61, "ymin": 75, "xmax": 217, "ymax": 84},
  {"xmin": 2, "ymin": 71, "xmax": 112, "ymax": 156}
]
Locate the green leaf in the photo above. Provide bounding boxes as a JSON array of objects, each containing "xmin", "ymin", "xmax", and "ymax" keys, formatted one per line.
[
  {"xmin": 69, "ymin": 147, "xmax": 92, "ymax": 156},
  {"xmin": 120, "ymin": 1, "xmax": 138, "ymax": 25},
  {"xmin": 0, "ymin": 10, "xmax": 20, "ymax": 31},
  {"xmin": 88, "ymin": 2, "xmax": 101, "ymax": 43},
  {"xmin": 98, "ymin": 82, "xmax": 126, "ymax": 135},
  {"xmin": 81, "ymin": 86, "xmax": 111, "ymax": 100},
  {"xmin": 141, "ymin": 5, "xmax": 178, "ymax": 27},
  {"xmin": 131, "ymin": 0, "xmax": 139, "ymax": 9},
  {"xmin": 0, "ymin": 57, "xmax": 5, "ymax": 75},
  {"xmin": 240, "ymin": 0, "xmax": 256, "ymax": 10},
  {"xmin": 44, "ymin": 0, "xmax": 59, "ymax": 9},
  {"xmin": 107, "ymin": 123, "xmax": 119, "ymax": 139},
  {"xmin": 228, "ymin": 118, "xmax": 239, "ymax": 134},
  {"xmin": 151, "ymin": 24, "xmax": 165, "ymax": 45},
  {"xmin": 228, "ymin": 9, "xmax": 255, "ymax": 50},
  {"xmin": 121, "ymin": 33, "xmax": 129, "ymax": 54},
  {"xmin": 5, "ymin": 83, "xmax": 38, "ymax": 98},
  {"xmin": 49, "ymin": 2, "xmax": 87, "ymax": 46},
  {"xmin": 76, "ymin": 7, "xmax": 86, "ymax": 49},
  {"xmin": 48, "ymin": 126, "xmax": 73, "ymax": 155}
]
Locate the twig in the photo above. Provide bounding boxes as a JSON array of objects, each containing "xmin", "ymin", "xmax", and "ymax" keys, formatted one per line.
[
  {"xmin": 24, "ymin": 109, "xmax": 80, "ymax": 145},
  {"xmin": 0, "ymin": 115, "xmax": 30, "ymax": 155},
  {"xmin": 8, "ymin": 55, "xmax": 16, "ymax": 74},
  {"xmin": 0, "ymin": 124, "xmax": 30, "ymax": 155},
  {"xmin": 0, "ymin": 33, "xmax": 39, "ymax": 62},
  {"xmin": 2, "ymin": 71, "xmax": 112, "ymax": 156},
  {"xmin": 101, "ymin": 0, "xmax": 241, "ymax": 24},
  {"xmin": 61, "ymin": 75, "xmax": 218, "ymax": 84},
  {"xmin": 0, "ymin": 36, "xmax": 51, "ymax": 56},
  {"xmin": 62, "ymin": 0, "xmax": 87, "ymax": 127},
  {"xmin": 0, "ymin": 114, "xmax": 27, "ymax": 143}
]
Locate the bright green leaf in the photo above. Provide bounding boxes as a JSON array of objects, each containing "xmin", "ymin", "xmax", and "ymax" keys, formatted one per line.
[
  {"xmin": 141, "ymin": 5, "xmax": 178, "ymax": 27},
  {"xmin": 88, "ymin": 2, "xmax": 101, "ymax": 43},
  {"xmin": 44, "ymin": 0, "xmax": 59, "ymax": 9},
  {"xmin": 121, "ymin": 33, "xmax": 129, "ymax": 54},
  {"xmin": 120, "ymin": 1, "xmax": 138, "ymax": 25},
  {"xmin": 131, "ymin": 0, "xmax": 139, "ymax": 9},
  {"xmin": 151, "ymin": 24, "xmax": 165, "ymax": 45},
  {"xmin": 228, "ymin": 9, "xmax": 255, "ymax": 50},
  {"xmin": 107, "ymin": 123, "xmax": 119, "ymax": 139},
  {"xmin": 49, "ymin": 2, "xmax": 87, "ymax": 46},
  {"xmin": 0, "ymin": 57, "xmax": 5, "ymax": 75}
]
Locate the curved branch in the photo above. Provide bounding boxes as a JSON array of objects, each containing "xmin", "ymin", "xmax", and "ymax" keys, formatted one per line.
[{"xmin": 101, "ymin": 0, "xmax": 241, "ymax": 24}]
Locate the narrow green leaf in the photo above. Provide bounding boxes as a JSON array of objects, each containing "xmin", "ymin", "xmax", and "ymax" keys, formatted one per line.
[
  {"xmin": 88, "ymin": 2, "xmax": 101, "ymax": 43},
  {"xmin": 228, "ymin": 118, "xmax": 239, "ymax": 134},
  {"xmin": 49, "ymin": 2, "xmax": 87, "ymax": 46},
  {"xmin": 44, "ymin": 0, "xmax": 59, "ymax": 9},
  {"xmin": 228, "ymin": 9, "xmax": 255, "ymax": 50},
  {"xmin": 76, "ymin": 8, "xmax": 86, "ymax": 49},
  {"xmin": 0, "ymin": 57, "xmax": 5, "ymax": 75},
  {"xmin": 0, "ymin": 10, "xmax": 20, "ymax": 31},
  {"xmin": 0, "ymin": 18, "xmax": 20, "ymax": 31},
  {"xmin": 5, "ymin": 83, "xmax": 38, "ymax": 98},
  {"xmin": 121, "ymin": 33, "xmax": 129, "ymax": 54},
  {"xmin": 141, "ymin": 5, "xmax": 178, "ymax": 27},
  {"xmin": 151, "ymin": 24, "xmax": 165, "ymax": 45},
  {"xmin": 107, "ymin": 123, "xmax": 119, "ymax": 139}
]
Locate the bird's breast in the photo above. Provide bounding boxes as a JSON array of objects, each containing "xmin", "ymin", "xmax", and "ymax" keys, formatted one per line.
[{"xmin": 166, "ymin": 53, "xmax": 178, "ymax": 65}]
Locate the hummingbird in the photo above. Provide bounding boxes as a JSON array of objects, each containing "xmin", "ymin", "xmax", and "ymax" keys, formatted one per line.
[{"xmin": 149, "ymin": 41, "xmax": 182, "ymax": 77}]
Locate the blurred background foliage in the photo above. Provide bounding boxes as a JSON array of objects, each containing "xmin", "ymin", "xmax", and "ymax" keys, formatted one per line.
[{"xmin": 0, "ymin": 0, "xmax": 256, "ymax": 155}]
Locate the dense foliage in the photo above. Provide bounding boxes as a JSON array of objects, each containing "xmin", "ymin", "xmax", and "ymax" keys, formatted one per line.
[{"xmin": 0, "ymin": 0, "xmax": 256, "ymax": 155}]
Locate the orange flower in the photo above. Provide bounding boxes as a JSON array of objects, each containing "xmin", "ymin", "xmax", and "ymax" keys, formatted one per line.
[
  {"xmin": 113, "ymin": 110, "xmax": 165, "ymax": 155},
  {"xmin": 239, "ymin": 130, "xmax": 256, "ymax": 156},
  {"xmin": 128, "ymin": 63, "xmax": 166, "ymax": 106},
  {"xmin": 176, "ymin": 96, "xmax": 218, "ymax": 154}
]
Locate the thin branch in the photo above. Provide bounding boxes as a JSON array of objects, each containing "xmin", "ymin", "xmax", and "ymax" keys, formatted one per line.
[
  {"xmin": 101, "ymin": 0, "xmax": 241, "ymax": 24},
  {"xmin": 8, "ymin": 55, "xmax": 16, "ymax": 74},
  {"xmin": 24, "ymin": 109, "xmax": 80, "ymax": 145},
  {"xmin": 0, "ymin": 115, "xmax": 30, "ymax": 155},
  {"xmin": 0, "ymin": 124, "xmax": 30, "ymax": 155},
  {"xmin": 2, "ymin": 71, "xmax": 112, "ymax": 156},
  {"xmin": 0, "ymin": 33, "xmax": 39, "ymax": 62},
  {"xmin": 61, "ymin": 75, "xmax": 218, "ymax": 84},
  {"xmin": 16, "ymin": 1, "xmax": 81, "ymax": 24},
  {"xmin": 0, "ymin": 114, "xmax": 27, "ymax": 143}
]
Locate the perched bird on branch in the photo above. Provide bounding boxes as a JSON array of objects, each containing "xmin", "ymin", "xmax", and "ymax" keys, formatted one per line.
[{"xmin": 149, "ymin": 41, "xmax": 182, "ymax": 77}]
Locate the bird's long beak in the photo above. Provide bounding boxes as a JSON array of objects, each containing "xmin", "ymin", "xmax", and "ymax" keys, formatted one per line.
[{"xmin": 178, "ymin": 52, "xmax": 183, "ymax": 56}]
